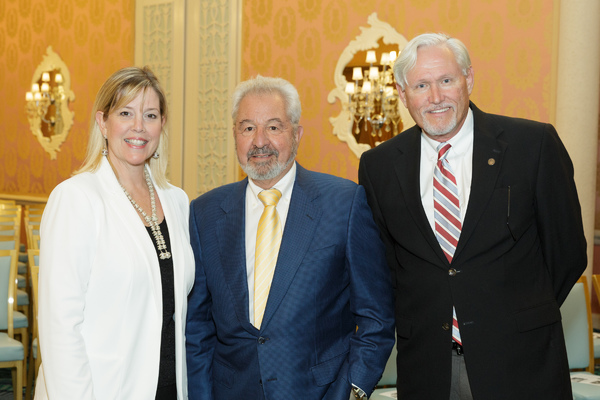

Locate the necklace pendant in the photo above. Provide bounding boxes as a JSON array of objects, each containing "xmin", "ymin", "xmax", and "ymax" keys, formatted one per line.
[{"xmin": 121, "ymin": 167, "xmax": 172, "ymax": 262}]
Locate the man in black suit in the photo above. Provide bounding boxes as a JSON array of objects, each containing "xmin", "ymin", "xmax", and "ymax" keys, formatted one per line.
[{"xmin": 358, "ymin": 33, "xmax": 587, "ymax": 399}]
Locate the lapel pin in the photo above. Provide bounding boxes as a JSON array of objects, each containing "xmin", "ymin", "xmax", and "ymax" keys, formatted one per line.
[{"xmin": 488, "ymin": 158, "xmax": 495, "ymax": 166}]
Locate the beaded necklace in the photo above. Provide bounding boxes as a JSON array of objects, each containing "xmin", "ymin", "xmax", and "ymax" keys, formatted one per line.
[{"xmin": 120, "ymin": 167, "xmax": 171, "ymax": 260}]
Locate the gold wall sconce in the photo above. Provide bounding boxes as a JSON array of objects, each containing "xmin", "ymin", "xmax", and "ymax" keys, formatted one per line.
[
  {"xmin": 328, "ymin": 13, "xmax": 414, "ymax": 158},
  {"xmin": 25, "ymin": 46, "xmax": 75, "ymax": 160}
]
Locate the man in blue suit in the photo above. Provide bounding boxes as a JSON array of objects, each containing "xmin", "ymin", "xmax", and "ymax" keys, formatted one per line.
[{"xmin": 186, "ymin": 75, "xmax": 395, "ymax": 400}]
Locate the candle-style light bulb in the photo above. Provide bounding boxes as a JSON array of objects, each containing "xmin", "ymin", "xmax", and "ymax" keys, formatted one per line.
[
  {"xmin": 345, "ymin": 82, "xmax": 355, "ymax": 94},
  {"xmin": 369, "ymin": 66, "xmax": 380, "ymax": 80},
  {"xmin": 366, "ymin": 51, "xmax": 377, "ymax": 64},
  {"xmin": 380, "ymin": 53, "xmax": 389, "ymax": 65},
  {"xmin": 352, "ymin": 67, "xmax": 363, "ymax": 81},
  {"xmin": 362, "ymin": 81, "xmax": 372, "ymax": 93}
]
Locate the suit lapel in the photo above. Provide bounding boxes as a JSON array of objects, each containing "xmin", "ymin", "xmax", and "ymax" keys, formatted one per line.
[
  {"xmin": 259, "ymin": 165, "xmax": 322, "ymax": 330},
  {"xmin": 215, "ymin": 179, "xmax": 257, "ymax": 333},
  {"xmin": 454, "ymin": 104, "xmax": 507, "ymax": 261},
  {"xmin": 393, "ymin": 128, "xmax": 449, "ymax": 266}
]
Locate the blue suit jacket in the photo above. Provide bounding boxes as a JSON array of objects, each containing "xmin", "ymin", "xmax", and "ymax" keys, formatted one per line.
[{"xmin": 186, "ymin": 164, "xmax": 395, "ymax": 400}]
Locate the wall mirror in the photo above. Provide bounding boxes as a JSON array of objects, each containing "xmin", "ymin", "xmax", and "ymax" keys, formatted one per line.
[
  {"xmin": 25, "ymin": 46, "xmax": 75, "ymax": 160},
  {"xmin": 328, "ymin": 13, "xmax": 414, "ymax": 158}
]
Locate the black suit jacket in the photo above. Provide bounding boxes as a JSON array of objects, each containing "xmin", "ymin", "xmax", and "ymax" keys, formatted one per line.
[{"xmin": 358, "ymin": 103, "xmax": 587, "ymax": 399}]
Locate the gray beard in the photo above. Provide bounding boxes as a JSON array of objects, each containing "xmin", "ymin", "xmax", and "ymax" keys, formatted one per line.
[
  {"xmin": 239, "ymin": 140, "xmax": 298, "ymax": 182},
  {"xmin": 422, "ymin": 113, "xmax": 458, "ymax": 137}
]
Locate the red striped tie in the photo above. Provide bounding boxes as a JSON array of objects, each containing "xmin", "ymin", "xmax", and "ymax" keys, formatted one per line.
[{"xmin": 433, "ymin": 143, "xmax": 462, "ymax": 345}]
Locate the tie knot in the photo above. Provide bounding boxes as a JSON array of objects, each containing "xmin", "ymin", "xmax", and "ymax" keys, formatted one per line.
[
  {"xmin": 258, "ymin": 189, "xmax": 282, "ymax": 207},
  {"xmin": 437, "ymin": 143, "xmax": 452, "ymax": 161}
]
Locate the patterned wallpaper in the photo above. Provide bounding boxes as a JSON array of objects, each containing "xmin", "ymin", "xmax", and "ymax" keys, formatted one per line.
[
  {"xmin": 0, "ymin": 0, "xmax": 554, "ymax": 195},
  {"xmin": 0, "ymin": 0, "xmax": 135, "ymax": 197},
  {"xmin": 241, "ymin": 0, "xmax": 555, "ymax": 182}
]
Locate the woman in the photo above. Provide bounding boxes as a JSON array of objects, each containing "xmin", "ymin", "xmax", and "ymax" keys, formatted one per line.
[{"xmin": 35, "ymin": 67, "xmax": 195, "ymax": 399}]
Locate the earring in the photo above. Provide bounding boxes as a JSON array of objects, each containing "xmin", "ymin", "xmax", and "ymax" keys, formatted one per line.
[
  {"xmin": 101, "ymin": 136, "xmax": 108, "ymax": 156},
  {"xmin": 152, "ymin": 152, "xmax": 159, "ymax": 159}
]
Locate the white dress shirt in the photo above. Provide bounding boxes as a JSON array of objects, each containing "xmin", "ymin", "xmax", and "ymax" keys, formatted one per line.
[
  {"xmin": 244, "ymin": 162, "xmax": 296, "ymax": 325},
  {"xmin": 420, "ymin": 108, "xmax": 474, "ymax": 229}
]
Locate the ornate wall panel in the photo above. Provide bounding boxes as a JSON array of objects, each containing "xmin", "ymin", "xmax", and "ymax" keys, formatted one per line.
[
  {"xmin": 135, "ymin": 0, "xmax": 185, "ymax": 186},
  {"xmin": 135, "ymin": 0, "xmax": 239, "ymax": 199},
  {"xmin": 183, "ymin": 0, "xmax": 240, "ymax": 198}
]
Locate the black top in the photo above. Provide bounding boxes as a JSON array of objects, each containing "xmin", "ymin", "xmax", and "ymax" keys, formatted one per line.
[{"xmin": 146, "ymin": 219, "xmax": 177, "ymax": 400}]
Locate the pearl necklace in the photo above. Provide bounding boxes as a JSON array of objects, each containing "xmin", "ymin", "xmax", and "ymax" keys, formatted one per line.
[{"xmin": 120, "ymin": 167, "xmax": 171, "ymax": 260}]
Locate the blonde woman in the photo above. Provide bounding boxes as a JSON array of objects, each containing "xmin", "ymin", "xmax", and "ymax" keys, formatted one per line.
[{"xmin": 35, "ymin": 67, "xmax": 195, "ymax": 399}]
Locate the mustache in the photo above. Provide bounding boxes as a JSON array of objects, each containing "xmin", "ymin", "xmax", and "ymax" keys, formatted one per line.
[{"xmin": 247, "ymin": 146, "xmax": 279, "ymax": 158}]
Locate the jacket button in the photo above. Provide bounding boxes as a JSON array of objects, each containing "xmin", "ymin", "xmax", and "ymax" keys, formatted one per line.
[
  {"xmin": 258, "ymin": 337, "xmax": 266, "ymax": 344},
  {"xmin": 442, "ymin": 323, "xmax": 450, "ymax": 331},
  {"xmin": 448, "ymin": 268, "xmax": 457, "ymax": 276}
]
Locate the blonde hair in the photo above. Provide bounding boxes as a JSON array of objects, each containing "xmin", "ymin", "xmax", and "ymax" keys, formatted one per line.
[{"xmin": 75, "ymin": 66, "xmax": 170, "ymax": 188}]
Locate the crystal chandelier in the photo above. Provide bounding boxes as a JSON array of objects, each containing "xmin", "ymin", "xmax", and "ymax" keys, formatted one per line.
[
  {"xmin": 345, "ymin": 50, "xmax": 403, "ymax": 142},
  {"xmin": 25, "ymin": 71, "xmax": 65, "ymax": 138}
]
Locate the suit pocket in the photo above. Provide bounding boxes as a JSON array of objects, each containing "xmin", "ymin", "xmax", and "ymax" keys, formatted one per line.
[
  {"xmin": 301, "ymin": 244, "xmax": 337, "ymax": 264},
  {"xmin": 311, "ymin": 350, "xmax": 349, "ymax": 387},
  {"xmin": 514, "ymin": 300, "xmax": 561, "ymax": 332},
  {"xmin": 499, "ymin": 184, "xmax": 534, "ymax": 241},
  {"xmin": 213, "ymin": 358, "xmax": 235, "ymax": 389}
]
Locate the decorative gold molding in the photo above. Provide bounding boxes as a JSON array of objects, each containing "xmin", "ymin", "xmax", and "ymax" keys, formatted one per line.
[{"xmin": 327, "ymin": 13, "xmax": 413, "ymax": 158}]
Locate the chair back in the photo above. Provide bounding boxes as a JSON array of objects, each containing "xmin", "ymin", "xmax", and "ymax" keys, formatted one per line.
[
  {"xmin": 0, "ymin": 204, "xmax": 20, "ymax": 215},
  {"xmin": 24, "ymin": 216, "xmax": 41, "ymax": 250},
  {"xmin": 0, "ymin": 206, "xmax": 22, "ymax": 228},
  {"xmin": 0, "ymin": 250, "xmax": 17, "ymax": 336},
  {"xmin": 561, "ymin": 276, "xmax": 594, "ymax": 373},
  {"xmin": 24, "ymin": 215, "xmax": 41, "ymax": 223},
  {"xmin": 24, "ymin": 205, "xmax": 45, "ymax": 218},
  {"xmin": 32, "ymin": 234, "xmax": 41, "ymax": 250},
  {"xmin": 0, "ymin": 237, "xmax": 18, "ymax": 252},
  {"xmin": 0, "ymin": 216, "xmax": 19, "ymax": 226},
  {"xmin": 591, "ymin": 275, "xmax": 600, "ymax": 308},
  {"xmin": 0, "ymin": 226, "xmax": 16, "ymax": 236},
  {"xmin": 28, "ymin": 250, "xmax": 40, "ymax": 336}
]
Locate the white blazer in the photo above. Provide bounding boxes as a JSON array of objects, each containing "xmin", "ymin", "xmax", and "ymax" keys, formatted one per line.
[{"xmin": 35, "ymin": 158, "xmax": 195, "ymax": 399}]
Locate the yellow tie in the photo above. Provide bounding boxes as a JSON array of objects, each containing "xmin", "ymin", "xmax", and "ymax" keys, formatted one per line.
[{"xmin": 254, "ymin": 189, "xmax": 282, "ymax": 329}]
